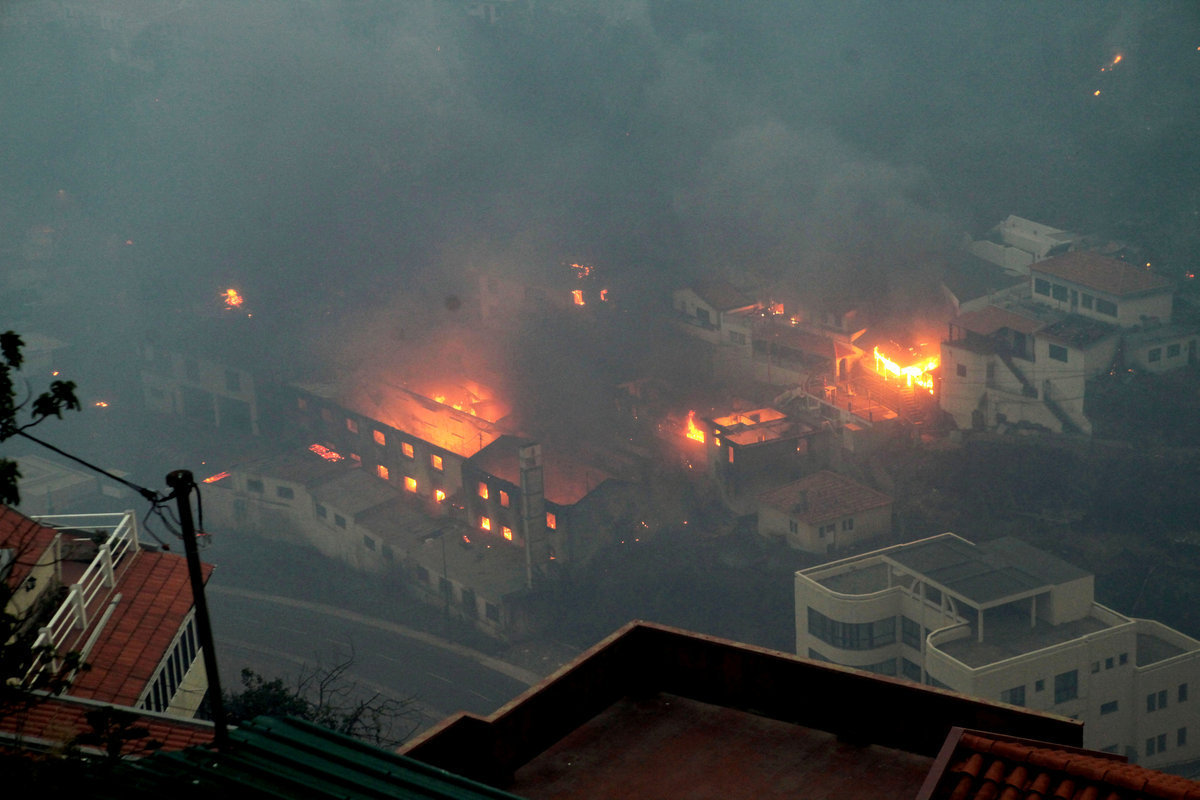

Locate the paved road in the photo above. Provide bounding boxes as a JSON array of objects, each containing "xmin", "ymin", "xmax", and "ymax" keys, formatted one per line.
[{"xmin": 207, "ymin": 585, "xmax": 538, "ymax": 734}]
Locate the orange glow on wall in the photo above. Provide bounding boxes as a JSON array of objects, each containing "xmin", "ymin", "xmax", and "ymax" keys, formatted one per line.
[
  {"xmin": 499, "ymin": 490, "xmax": 509, "ymax": 508},
  {"xmin": 404, "ymin": 476, "xmax": 417, "ymax": 492},
  {"xmin": 502, "ymin": 526, "xmax": 513, "ymax": 541},
  {"xmin": 376, "ymin": 465, "xmax": 390, "ymax": 480},
  {"xmin": 546, "ymin": 512, "xmax": 557, "ymax": 530},
  {"xmin": 481, "ymin": 516, "xmax": 492, "ymax": 531}
]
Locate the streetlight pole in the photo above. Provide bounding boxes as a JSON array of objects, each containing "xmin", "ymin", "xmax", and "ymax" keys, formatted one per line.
[{"xmin": 166, "ymin": 470, "xmax": 229, "ymax": 752}]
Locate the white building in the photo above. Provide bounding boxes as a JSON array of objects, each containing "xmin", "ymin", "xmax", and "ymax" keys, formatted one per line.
[
  {"xmin": 671, "ymin": 280, "xmax": 758, "ymax": 349},
  {"xmin": 1030, "ymin": 251, "xmax": 1173, "ymax": 329},
  {"xmin": 968, "ymin": 215, "xmax": 1079, "ymax": 276},
  {"xmin": 757, "ymin": 470, "xmax": 892, "ymax": 554},
  {"xmin": 795, "ymin": 533, "xmax": 1200, "ymax": 768}
]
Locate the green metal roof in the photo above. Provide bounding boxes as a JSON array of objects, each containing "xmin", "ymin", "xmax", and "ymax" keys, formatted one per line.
[{"xmin": 105, "ymin": 716, "xmax": 526, "ymax": 799}]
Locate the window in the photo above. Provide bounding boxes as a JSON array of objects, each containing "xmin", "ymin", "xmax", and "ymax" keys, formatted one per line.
[
  {"xmin": 402, "ymin": 442, "xmax": 414, "ymax": 459},
  {"xmin": 1100, "ymin": 700, "xmax": 1119, "ymax": 715},
  {"xmin": 788, "ymin": 519, "xmax": 799, "ymax": 534},
  {"xmin": 861, "ymin": 659, "xmax": 897, "ymax": 677},
  {"xmin": 276, "ymin": 486, "xmax": 294, "ymax": 500},
  {"xmin": 382, "ymin": 544, "xmax": 394, "ymax": 561},
  {"xmin": 415, "ymin": 565, "xmax": 429, "ymax": 584},
  {"xmin": 728, "ymin": 447, "xmax": 734, "ymax": 464},
  {"xmin": 247, "ymin": 479, "xmax": 264, "ymax": 493},
  {"xmin": 1105, "ymin": 656, "xmax": 1114, "ymax": 669},
  {"xmin": 404, "ymin": 476, "xmax": 417, "ymax": 493},
  {"xmin": 373, "ymin": 430, "xmax": 386, "ymax": 446},
  {"xmin": 1051, "ymin": 284, "xmax": 1068, "ymax": 302},
  {"xmin": 435, "ymin": 489, "xmax": 446, "ymax": 503},
  {"xmin": 1148, "ymin": 347, "xmax": 1162, "ymax": 363},
  {"xmin": 335, "ymin": 514, "xmax": 346, "ymax": 529},
  {"xmin": 1048, "ymin": 344, "xmax": 1069, "ymax": 363},
  {"xmin": 430, "ymin": 454, "xmax": 443, "ymax": 470},
  {"xmin": 546, "ymin": 512, "xmax": 557, "ymax": 529},
  {"xmin": 1035, "ymin": 679, "xmax": 1045, "ymax": 693},
  {"xmin": 502, "ymin": 526, "xmax": 513, "ymax": 541},
  {"xmin": 376, "ymin": 465, "xmax": 389, "ymax": 480},
  {"xmin": 842, "ymin": 518, "xmax": 854, "ymax": 531},
  {"xmin": 1000, "ymin": 686, "xmax": 1026, "ymax": 707},
  {"xmin": 315, "ymin": 503, "xmax": 327, "ymax": 519},
  {"xmin": 1096, "ymin": 298, "xmax": 1117, "ymax": 317},
  {"xmin": 1147, "ymin": 737, "xmax": 1157, "ymax": 757},
  {"xmin": 1119, "ymin": 652, "xmax": 1128, "ymax": 665},
  {"xmin": 902, "ymin": 617, "xmax": 922, "ymax": 650},
  {"xmin": 1091, "ymin": 661, "xmax": 1101, "ymax": 673},
  {"xmin": 1168, "ymin": 343, "xmax": 1181, "ymax": 358},
  {"xmin": 499, "ymin": 490, "xmax": 510, "ymax": 508},
  {"xmin": 1149, "ymin": 689, "xmax": 1168, "ymax": 712},
  {"xmin": 362, "ymin": 535, "xmax": 376, "ymax": 551},
  {"xmin": 902, "ymin": 658, "xmax": 922, "ymax": 682},
  {"xmin": 480, "ymin": 516, "xmax": 491, "ymax": 531},
  {"xmin": 345, "ymin": 418, "xmax": 358, "ymax": 434},
  {"xmin": 1082, "ymin": 293, "xmax": 1094, "ymax": 310},
  {"xmin": 818, "ymin": 524, "xmax": 836, "ymax": 538},
  {"xmin": 1180, "ymin": 728, "xmax": 1188, "ymax": 748},
  {"xmin": 478, "ymin": 482, "xmax": 489, "ymax": 500},
  {"xmin": 1181, "ymin": 683, "xmax": 1189, "ymax": 703},
  {"xmin": 1034, "ymin": 278, "xmax": 1051, "ymax": 296},
  {"xmin": 729, "ymin": 331, "xmax": 746, "ymax": 346},
  {"xmin": 1054, "ymin": 670, "xmax": 1078, "ymax": 703},
  {"xmin": 807, "ymin": 609, "xmax": 896, "ymax": 650},
  {"xmin": 956, "ymin": 363, "xmax": 967, "ymax": 378}
]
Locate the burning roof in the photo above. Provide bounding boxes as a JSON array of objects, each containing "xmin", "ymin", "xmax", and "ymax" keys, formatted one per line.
[{"xmin": 470, "ymin": 436, "xmax": 614, "ymax": 506}]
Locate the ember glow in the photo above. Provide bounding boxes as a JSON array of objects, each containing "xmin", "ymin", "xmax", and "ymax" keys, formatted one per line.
[
  {"xmin": 684, "ymin": 410, "xmax": 706, "ymax": 443},
  {"xmin": 572, "ymin": 288, "xmax": 585, "ymax": 306},
  {"xmin": 309, "ymin": 443, "xmax": 345, "ymax": 462},
  {"xmin": 1100, "ymin": 53, "xmax": 1123, "ymax": 71},
  {"xmin": 873, "ymin": 346, "xmax": 939, "ymax": 393},
  {"xmin": 93, "ymin": 401, "xmax": 109, "ymax": 408},
  {"xmin": 202, "ymin": 471, "xmax": 231, "ymax": 483},
  {"xmin": 222, "ymin": 288, "xmax": 244, "ymax": 310}
]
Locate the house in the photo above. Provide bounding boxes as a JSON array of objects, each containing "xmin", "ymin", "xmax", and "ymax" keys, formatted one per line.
[
  {"xmin": 795, "ymin": 533, "xmax": 1200, "ymax": 768},
  {"xmin": 140, "ymin": 338, "xmax": 260, "ymax": 436},
  {"xmin": 757, "ymin": 470, "xmax": 892, "ymax": 554},
  {"xmin": 671, "ymin": 279, "xmax": 758, "ymax": 346},
  {"xmin": 1124, "ymin": 324, "xmax": 1199, "ymax": 373},
  {"xmin": 401, "ymin": 620, "xmax": 1107, "ymax": 799},
  {"xmin": 968, "ymin": 215, "xmax": 1079, "ymax": 276},
  {"xmin": 1030, "ymin": 251, "xmax": 1173, "ymax": 328},
  {"xmin": 2, "ymin": 505, "xmax": 212, "ymax": 719}
]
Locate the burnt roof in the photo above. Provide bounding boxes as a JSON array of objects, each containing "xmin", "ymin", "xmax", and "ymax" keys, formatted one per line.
[{"xmin": 758, "ymin": 470, "xmax": 892, "ymax": 523}]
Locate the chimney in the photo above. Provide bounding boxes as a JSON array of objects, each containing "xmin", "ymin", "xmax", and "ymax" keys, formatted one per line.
[{"xmin": 519, "ymin": 442, "xmax": 546, "ymax": 589}]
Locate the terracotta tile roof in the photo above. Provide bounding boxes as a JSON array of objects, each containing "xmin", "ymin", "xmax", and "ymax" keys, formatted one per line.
[
  {"xmin": 923, "ymin": 729, "xmax": 1200, "ymax": 800},
  {"xmin": 758, "ymin": 470, "xmax": 892, "ymax": 523},
  {"xmin": 954, "ymin": 306, "xmax": 1045, "ymax": 337},
  {"xmin": 688, "ymin": 279, "xmax": 756, "ymax": 312},
  {"xmin": 68, "ymin": 551, "xmax": 212, "ymax": 707},
  {"xmin": 0, "ymin": 505, "xmax": 58, "ymax": 590},
  {"xmin": 1033, "ymin": 251, "xmax": 1173, "ymax": 297},
  {"xmin": 0, "ymin": 694, "xmax": 215, "ymax": 755}
]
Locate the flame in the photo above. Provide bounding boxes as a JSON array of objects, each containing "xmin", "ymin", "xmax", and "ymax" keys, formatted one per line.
[
  {"xmin": 223, "ymin": 288, "xmax": 244, "ymax": 309},
  {"xmin": 684, "ymin": 410, "xmax": 706, "ymax": 443},
  {"xmin": 203, "ymin": 471, "xmax": 231, "ymax": 483},
  {"xmin": 572, "ymin": 288, "xmax": 585, "ymax": 306},
  {"xmin": 94, "ymin": 401, "xmax": 109, "ymax": 408},
  {"xmin": 309, "ymin": 443, "xmax": 345, "ymax": 462},
  {"xmin": 570, "ymin": 263, "xmax": 593, "ymax": 278},
  {"xmin": 1100, "ymin": 53, "xmax": 1123, "ymax": 71},
  {"xmin": 873, "ymin": 346, "xmax": 939, "ymax": 393},
  {"xmin": 435, "ymin": 489, "xmax": 446, "ymax": 503},
  {"xmin": 600, "ymin": 288, "xmax": 609, "ymax": 302}
]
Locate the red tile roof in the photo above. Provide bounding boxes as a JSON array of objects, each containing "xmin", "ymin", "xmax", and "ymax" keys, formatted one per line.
[
  {"xmin": 758, "ymin": 470, "xmax": 892, "ymax": 523},
  {"xmin": 68, "ymin": 551, "xmax": 213, "ymax": 707},
  {"xmin": 923, "ymin": 729, "xmax": 1200, "ymax": 800},
  {"xmin": 1033, "ymin": 251, "xmax": 1173, "ymax": 297},
  {"xmin": 0, "ymin": 505, "xmax": 59, "ymax": 591},
  {"xmin": 0, "ymin": 695, "xmax": 215, "ymax": 755},
  {"xmin": 954, "ymin": 306, "xmax": 1045, "ymax": 337}
]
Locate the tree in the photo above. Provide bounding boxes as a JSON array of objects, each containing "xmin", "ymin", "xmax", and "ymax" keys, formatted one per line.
[
  {"xmin": 1, "ymin": 330, "xmax": 81, "ymax": 506},
  {"xmin": 223, "ymin": 645, "xmax": 420, "ymax": 748}
]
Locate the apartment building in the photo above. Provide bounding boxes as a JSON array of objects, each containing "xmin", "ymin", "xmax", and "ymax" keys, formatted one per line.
[{"xmin": 795, "ymin": 533, "xmax": 1200, "ymax": 768}]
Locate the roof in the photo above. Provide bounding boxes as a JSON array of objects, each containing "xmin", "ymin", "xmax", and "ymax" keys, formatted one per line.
[
  {"xmin": 68, "ymin": 551, "xmax": 213, "ymax": 707},
  {"xmin": 403, "ymin": 621, "xmax": 1083, "ymax": 798},
  {"xmin": 0, "ymin": 504, "xmax": 59, "ymax": 591},
  {"xmin": 953, "ymin": 305, "xmax": 1045, "ymax": 337},
  {"xmin": 469, "ymin": 436, "xmax": 614, "ymax": 506},
  {"xmin": 921, "ymin": 728, "xmax": 1200, "ymax": 800},
  {"xmin": 754, "ymin": 324, "xmax": 838, "ymax": 360},
  {"xmin": 685, "ymin": 279, "xmax": 756, "ymax": 312},
  {"xmin": 102, "ymin": 715, "xmax": 525, "ymax": 800},
  {"xmin": 887, "ymin": 535, "xmax": 1089, "ymax": 606},
  {"xmin": 1033, "ymin": 251, "xmax": 1173, "ymax": 297},
  {"xmin": 758, "ymin": 470, "xmax": 892, "ymax": 523},
  {"xmin": 0, "ymin": 694, "xmax": 215, "ymax": 756}
]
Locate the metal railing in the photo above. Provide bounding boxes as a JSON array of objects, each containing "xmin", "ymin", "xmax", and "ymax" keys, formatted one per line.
[{"xmin": 23, "ymin": 511, "xmax": 140, "ymax": 684}]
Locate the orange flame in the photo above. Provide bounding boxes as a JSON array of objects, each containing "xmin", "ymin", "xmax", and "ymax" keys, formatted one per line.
[
  {"xmin": 572, "ymin": 288, "xmax": 585, "ymax": 306},
  {"xmin": 873, "ymin": 346, "xmax": 938, "ymax": 393},
  {"xmin": 202, "ymin": 471, "xmax": 231, "ymax": 483},
  {"xmin": 309, "ymin": 443, "xmax": 344, "ymax": 462},
  {"xmin": 223, "ymin": 288, "xmax": 244, "ymax": 309},
  {"xmin": 684, "ymin": 411, "xmax": 706, "ymax": 443}
]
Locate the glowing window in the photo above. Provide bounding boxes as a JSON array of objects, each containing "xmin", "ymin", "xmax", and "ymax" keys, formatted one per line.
[
  {"xmin": 502, "ymin": 526, "xmax": 513, "ymax": 541},
  {"xmin": 481, "ymin": 516, "xmax": 491, "ymax": 531},
  {"xmin": 404, "ymin": 476, "xmax": 417, "ymax": 493},
  {"xmin": 572, "ymin": 289, "xmax": 585, "ymax": 306},
  {"xmin": 499, "ymin": 490, "xmax": 510, "ymax": 508},
  {"xmin": 430, "ymin": 454, "xmax": 443, "ymax": 471},
  {"xmin": 728, "ymin": 447, "xmax": 734, "ymax": 463},
  {"xmin": 546, "ymin": 512, "xmax": 557, "ymax": 530},
  {"xmin": 435, "ymin": 489, "xmax": 446, "ymax": 503},
  {"xmin": 373, "ymin": 430, "xmax": 386, "ymax": 446},
  {"xmin": 376, "ymin": 465, "xmax": 389, "ymax": 480},
  {"xmin": 402, "ymin": 442, "xmax": 414, "ymax": 459},
  {"xmin": 478, "ymin": 482, "xmax": 489, "ymax": 500}
]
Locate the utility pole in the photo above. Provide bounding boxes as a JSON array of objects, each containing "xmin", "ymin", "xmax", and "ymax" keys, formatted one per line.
[{"xmin": 166, "ymin": 470, "xmax": 229, "ymax": 752}]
